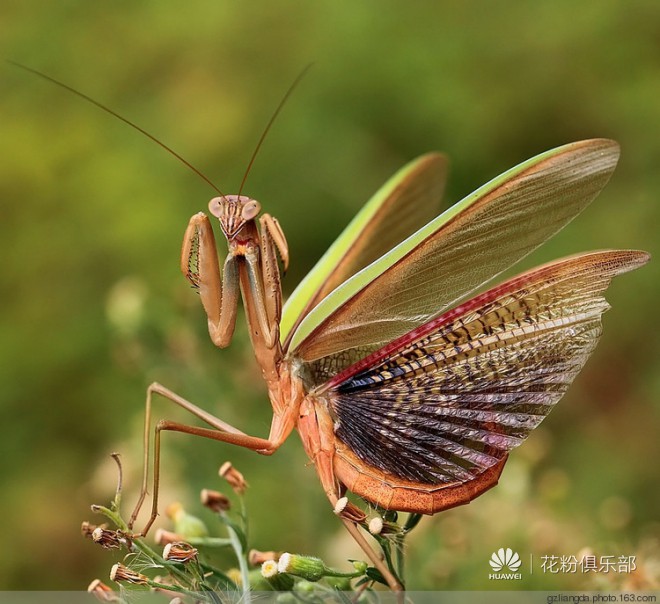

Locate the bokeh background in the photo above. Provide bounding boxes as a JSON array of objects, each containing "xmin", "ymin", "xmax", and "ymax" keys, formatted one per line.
[{"xmin": 1, "ymin": 1, "xmax": 659, "ymax": 591}]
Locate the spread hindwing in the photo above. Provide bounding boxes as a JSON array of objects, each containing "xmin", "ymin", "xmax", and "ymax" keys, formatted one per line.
[{"xmin": 326, "ymin": 251, "xmax": 646, "ymax": 486}]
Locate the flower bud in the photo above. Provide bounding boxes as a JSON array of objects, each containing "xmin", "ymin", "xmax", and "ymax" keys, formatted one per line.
[
  {"xmin": 227, "ymin": 568, "xmax": 242, "ymax": 586},
  {"xmin": 352, "ymin": 560, "xmax": 368, "ymax": 574},
  {"xmin": 278, "ymin": 553, "xmax": 330, "ymax": 582},
  {"xmin": 368, "ymin": 515, "xmax": 400, "ymax": 535},
  {"xmin": 165, "ymin": 502, "xmax": 209, "ymax": 539},
  {"xmin": 294, "ymin": 580, "xmax": 315, "ymax": 593},
  {"xmin": 219, "ymin": 461, "xmax": 248, "ymax": 495},
  {"xmin": 110, "ymin": 563, "xmax": 148, "ymax": 585}
]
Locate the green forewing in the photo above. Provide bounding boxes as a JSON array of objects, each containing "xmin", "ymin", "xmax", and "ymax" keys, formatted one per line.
[
  {"xmin": 280, "ymin": 153, "xmax": 448, "ymax": 347},
  {"xmin": 289, "ymin": 139, "xmax": 620, "ymax": 365}
]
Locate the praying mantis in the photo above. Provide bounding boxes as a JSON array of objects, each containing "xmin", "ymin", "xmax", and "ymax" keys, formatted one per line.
[
  {"xmin": 133, "ymin": 140, "xmax": 648, "ymax": 592},
  {"xmin": 14, "ymin": 63, "xmax": 650, "ymax": 593}
]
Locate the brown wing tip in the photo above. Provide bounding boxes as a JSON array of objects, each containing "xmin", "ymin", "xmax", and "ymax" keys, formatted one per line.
[
  {"xmin": 608, "ymin": 249, "xmax": 651, "ymax": 274},
  {"xmin": 575, "ymin": 138, "xmax": 620, "ymax": 154}
]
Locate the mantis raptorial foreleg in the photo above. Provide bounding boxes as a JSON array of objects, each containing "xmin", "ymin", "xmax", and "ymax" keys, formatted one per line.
[
  {"xmin": 260, "ymin": 213, "xmax": 289, "ymax": 272},
  {"xmin": 128, "ymin": 382, "xmax": 295, "ymax": 536},
  {"xmin": 243, "ymin": 245, "xmax": 279, "ymax": 349},
  {"xmin": 259, "ymin": 215, "xmax": 284, "ymax": 330},
  {"xmin": 181, "ymin": 213, "xmax": 240, "ymax": 348},
  {"xmin": 238, "ymin": 213, "xmax": 288, "ymax": 350}
]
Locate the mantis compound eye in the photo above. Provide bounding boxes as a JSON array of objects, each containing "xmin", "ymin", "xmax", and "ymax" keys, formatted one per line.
[
  {"xmin": 208, "ymin": 197, "xmax": 225, "ymax": 218},
  {"xmin": 241, "ymin": 200, "xmax": 261, "ymax": 221}
]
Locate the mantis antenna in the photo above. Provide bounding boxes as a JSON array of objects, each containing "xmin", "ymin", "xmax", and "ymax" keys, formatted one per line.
[
  {"xmin": 8, "ymin": 60, "xmax": 225, "ymax": 196},
  {"xmin": 237, "ymin": 63, "xmax": 313, "ymax": 196},
  {"xmin": 10, "ymin": 60, "xmax": 312, "ymax": 198}
]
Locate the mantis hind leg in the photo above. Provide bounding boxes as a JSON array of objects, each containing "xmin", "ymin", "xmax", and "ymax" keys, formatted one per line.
[
  {"xmin": 297, "ymin": 398, "xmax": 404, "ymax": 594},
  {"xmin": 128, "ymin": 382, "xmax": 291, "ymax": 536}
]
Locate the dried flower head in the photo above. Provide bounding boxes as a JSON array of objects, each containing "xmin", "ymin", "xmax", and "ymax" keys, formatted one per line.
[
  {"xmin": 87, "ymin": 579, "xmax": 117, "ymax": 602},
  {"xmin": 333, "ymin": 497, "xmax": 367, "ymax": 523},
  {"xmin": 163, "ymin": 541, "xmax": 198, "ymax": 563},
  {"xmin": 249, "ymin": 549, "xmax": 281, "ymax": 566},
  {"xmin": 219, "ymin": 461, "xmax": 248, "ymax": 495},
  {"xmin": 92, "ymin": 528, "xmax": 125, "ymax": 549},
  {"xmin": 155, "ymin": 528, "xmax": 184, "ymax": 546},
  {"xmin": 368, "ymin": 516, "xmax": 384, "ymax": 535},
  {"xmin": 81, "ymin": 521, "xmax": 104, "ymax": 539},
  {"xmin": 110, "ymin": 563, "xmax": 148, "ymax": 585},
  {"xmin": 200, "ymin": 488, "xmax": 231, "ymax": 512}
]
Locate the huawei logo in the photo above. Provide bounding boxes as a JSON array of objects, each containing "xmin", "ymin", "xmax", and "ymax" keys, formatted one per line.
[{"xmin": 489, "ymin": 548, "xmax": 522, "ymax": 579}]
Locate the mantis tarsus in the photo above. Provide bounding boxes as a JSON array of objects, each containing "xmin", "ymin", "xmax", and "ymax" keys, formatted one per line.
[{"xmin": 15, "ymin": 63, "xmax": 650, "ymax": 593}]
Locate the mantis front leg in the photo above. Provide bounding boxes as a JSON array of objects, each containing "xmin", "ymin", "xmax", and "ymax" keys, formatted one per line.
[
  {"xmin": 240, "ymin": 213, "xmax": 288, "ymax": 350},
  {"xmin": 181, "ymin": 212, "xmax": 239, "ymax": 348}
]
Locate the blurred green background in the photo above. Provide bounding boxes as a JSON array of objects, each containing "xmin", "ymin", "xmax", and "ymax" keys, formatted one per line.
[{"xmin": 1, "ymin": 0, "xmax": 659, "ymax": 591}]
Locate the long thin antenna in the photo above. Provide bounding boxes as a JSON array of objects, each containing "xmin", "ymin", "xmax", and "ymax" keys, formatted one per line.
[
  {"xmin": 9, "ymin": 61, "xmax": 224, "ymax": 196},
  {"xmin": 238, "ymin": 63, "xmax": 313, "ymax": 196}
]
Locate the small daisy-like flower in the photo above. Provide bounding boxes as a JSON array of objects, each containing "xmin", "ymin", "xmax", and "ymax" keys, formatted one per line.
[
  {"xmin": 261, "ymin": 559, "xmax": 294, "ymax": 590},
  {"xmin": 261, "ymin": 559, "xmax": 279, "ymax": 579}
]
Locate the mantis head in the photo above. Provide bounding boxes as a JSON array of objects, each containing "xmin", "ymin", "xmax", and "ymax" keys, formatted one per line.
[{"xmin": 208, "ymin": 195, "xmax": 262, "ymax": 241}]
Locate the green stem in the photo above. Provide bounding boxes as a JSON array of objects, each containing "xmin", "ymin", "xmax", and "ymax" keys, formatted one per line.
[
  {"xmin": 222, "ymin": 511, "xmax": 251, "ymax": 604},
  {"xmin": 187, "ymin": 536, "xmax": 233, "ymax": 547}
]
